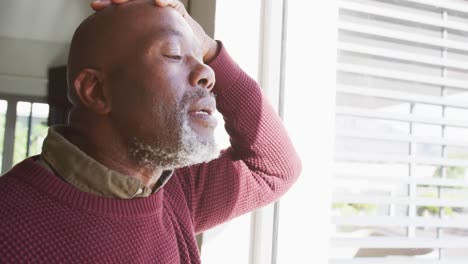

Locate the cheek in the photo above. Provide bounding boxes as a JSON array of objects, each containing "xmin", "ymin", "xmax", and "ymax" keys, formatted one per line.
[
  {"xmin": 149, "ymin": 71, "xmax": 187, "ymax": 107},
  {"xmin": 119, "ymin": 58, "xmax": 188, "ymax": 120},
  {"xmin": 139, "ymin": 82, "xmax": 182, "ymax": 126}
]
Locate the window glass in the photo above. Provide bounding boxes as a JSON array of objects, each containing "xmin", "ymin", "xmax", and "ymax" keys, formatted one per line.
[
  {"xmin": 201, "ymin": 0, "xmax": 262, "ymax": 263},
  {"xmin": 13, "ymin": 101, "xmax": 32, "ymax": 165},
  {"xmin": 13, "ymin": 101, "xmax": 49, "ymax": 166},
  {"xmin": 29, "ymin": 103, "xmax": 49, "ymax": 157},
  {"xmin": 0, "ymin": 100, "xmax": 8, "ymax": 171}
]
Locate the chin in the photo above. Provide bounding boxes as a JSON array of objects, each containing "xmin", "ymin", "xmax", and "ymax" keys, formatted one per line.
[
  {"xmin": 189, "ymin": 124, "xmax": 216, "ymax": 140},
  {"xmin": 173, "ymin": 138, "xmax": 221, "ymax": 169}
]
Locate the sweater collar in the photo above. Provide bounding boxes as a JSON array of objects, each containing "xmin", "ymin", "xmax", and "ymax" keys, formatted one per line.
[
  {"xmin": 11, "ymin": 157, "xmax": 167, "ymax": 218},
  {"xmin": 40, "ymin": 126, "xmax": 173, "ymax": 199}
]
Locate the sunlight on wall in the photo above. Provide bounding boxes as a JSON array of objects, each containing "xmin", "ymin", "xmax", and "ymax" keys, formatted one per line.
[
  {"xmin": 201, "ymin": 1, "xmax": 262, "ymax": 264},
  {"xmin": 203, "ymin": 1, "xmax": 337, "ymax": 263},
  {"xmin": 277, "ymin": 1, "xmax": 337, "ymax": 263}
]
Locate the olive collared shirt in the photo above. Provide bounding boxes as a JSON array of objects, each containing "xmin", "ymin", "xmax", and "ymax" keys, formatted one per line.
[{"xmin": 37, "ymin": 126, "xmax": 173, "ymax": 199}]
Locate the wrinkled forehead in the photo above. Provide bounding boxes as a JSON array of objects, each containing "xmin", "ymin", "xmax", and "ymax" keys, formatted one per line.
[
  {"xmin": 124, "ymin": 6, "xmax": 185, "ymax": 34},
  {"xmin": 115, "ymin": 4, "xmax": 196, "ymax": 46},
  {"xmin": 92, "ymin": 1, "xmax": 188, "ymax": 36},
  {"xmin": 143, "ymin": 24, "xmax": 197, "ymax": 45},
  {"xmin": 140, "ymin": 17, "xmax": 202, "ymax": 56}
]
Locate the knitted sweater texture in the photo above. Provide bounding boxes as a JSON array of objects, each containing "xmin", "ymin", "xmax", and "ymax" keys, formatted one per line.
[{"xmin": 0, "ymin": 46, "xmax": 301, "ymax": 264}]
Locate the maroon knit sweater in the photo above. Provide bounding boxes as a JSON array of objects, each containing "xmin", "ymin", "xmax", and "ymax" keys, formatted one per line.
[{"xmin": 0, "ymin": 46, "xmax": 301, "ymax": 264}]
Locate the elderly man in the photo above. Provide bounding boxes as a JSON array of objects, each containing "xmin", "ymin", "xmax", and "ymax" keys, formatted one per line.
[{"xmin": 0, "ymin": 0, "xmax": 301, "ymax": 263}]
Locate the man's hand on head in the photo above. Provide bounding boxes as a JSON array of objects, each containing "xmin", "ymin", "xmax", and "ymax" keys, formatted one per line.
[{"xmin": 91, "ymin": 0, "xmax": 219, "ymax": 63}]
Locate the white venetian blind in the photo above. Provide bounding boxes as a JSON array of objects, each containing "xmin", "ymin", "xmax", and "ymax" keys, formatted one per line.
[{"xmin": 333, "ymin": 0, "xmax": 468, "ymax": 263}]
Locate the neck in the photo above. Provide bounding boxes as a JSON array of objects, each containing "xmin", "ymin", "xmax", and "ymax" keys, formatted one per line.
[{"xmin": 65, "ymin": 124, "xmax": 164, "ymax": 189}]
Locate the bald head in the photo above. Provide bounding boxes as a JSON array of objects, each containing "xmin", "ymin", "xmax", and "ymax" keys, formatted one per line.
[{"xmin": 67, "ymin": 0, "xmax": 188, "ymax": 106}]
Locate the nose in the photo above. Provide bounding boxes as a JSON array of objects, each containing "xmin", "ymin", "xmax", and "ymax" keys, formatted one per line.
[{"xmin": 189, "ymin": 61, "xmax": 216, "ymax": 92}]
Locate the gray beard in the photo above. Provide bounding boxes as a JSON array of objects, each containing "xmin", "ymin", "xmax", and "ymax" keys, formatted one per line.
[
  {"xmin": 129, "ymin": 117, "xmax": 220, "ymax": 170},
  {"xmin": 128, "ymin": 93, "xmax": 220, "ymax": 170}
]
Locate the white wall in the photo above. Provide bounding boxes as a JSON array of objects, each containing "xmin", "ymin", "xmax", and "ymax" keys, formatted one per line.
[
  {"xmin": 0, "ymin": 0, "xmax": 193, "ymax": 99},
  {"xmin": 189, "ymin": 0, "xmax": 216, "ymax": 38},
  {"xmin": 0, "ymin": 0, "xmax": 92, "ymax": 98},
  {"xmin": 0, "ymin": 37, "xmax": 69, "ymax": 97}
]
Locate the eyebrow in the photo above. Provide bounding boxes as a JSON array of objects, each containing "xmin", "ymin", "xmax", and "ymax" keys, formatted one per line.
[
  {"xmin": 153, "ymin": 28, "xmax": 184, "ymax": 39},
  {"xmin": 143, "ymin": 27, "xmax": 203, "ymax": 57},
  {"xmin": 142, "ymin": 28, "xmax": 184, "ymax": 49}
]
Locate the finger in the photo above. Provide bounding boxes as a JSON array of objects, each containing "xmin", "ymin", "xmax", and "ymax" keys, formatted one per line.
[
  {"xmin": 154, "ymin": 0, "xmax": 182, "ymax": 9},
  {"xmin": 111, "ymin": 0, "xmax": 131, "ymax": 3},
  {"xmin": 155, "ymin": 0, "xmax": 188, "ymax": 17},
  {"xmin": 90, "ymin": 0, "xmax": 112, "ymax": 11},
  {"xmin": 153, "ymin": 0, "xmax": 170, "ymax": 6}
]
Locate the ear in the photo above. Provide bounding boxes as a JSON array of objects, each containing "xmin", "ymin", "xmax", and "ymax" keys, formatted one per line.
[{"xmin": 73, "ymin": 69, "xmax": 111, "ymax": 115}]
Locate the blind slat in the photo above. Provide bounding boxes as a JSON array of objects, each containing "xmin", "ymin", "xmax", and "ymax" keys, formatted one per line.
[
  {"xmin": 339, "ymin": 0, "xmax": 468, "ymax": 33},
  {"xmin": 336, "ymin": 84, "xmax": 468, "ymax": 109},
  {"xmin": 407, "ymin": 0, "xmax": 468, "ymax": 14},
  {"xmin": 336, "ymin": 152, "xmax": 468, "ymax": 167},
  {"xmin": 338, "ymin": 43, "xmax": 468, "ymax": 72},
  {"xmin": 335, "ymin": 129, "xmax": 468, "ymax": 148},
  {"xmin": 331, "ymin": 237, "xmax": 468, "ymax": 248},
  {"xmin": 332, "ymin": 216, "xmax": 468, "ymax": 228},
  {"xmin": 330, "ymin": 259, "xmax": 468, "ymax": 264},
  {"xmin": 338, "ymin": 64, "xmax": 468, "ymax": 90},
  {"xmin": 332, "ymin": 195, "xmax": 468, "ymax": 208},
  {"xmin": 336, "ymin": 106, "xmax": 468, "ymax": 128},
  {"xmin": 338, "ymin": 22, "xmax": 468, "ymax": 53},
  {"xmin": 333, "ymin": 173, "xmax": 468, "ymax": 188}
]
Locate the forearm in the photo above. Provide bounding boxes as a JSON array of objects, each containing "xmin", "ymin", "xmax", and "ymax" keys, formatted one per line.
[
  {"xmin": 210, "ymin": 43, "xmax": 302, "ymax": 183},
  {"xmin": 179, "ymin": 43, "xmax": 301, "ymax": 233}
]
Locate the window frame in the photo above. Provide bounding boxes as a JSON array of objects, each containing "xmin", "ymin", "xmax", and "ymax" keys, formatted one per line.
[
  {"xmin": 0, "ymin": 93, "xmax": 46, "ymax": 173},
  {"xmin": 333, "ymin": 0, "xmax": 468, "ymax": 262}
]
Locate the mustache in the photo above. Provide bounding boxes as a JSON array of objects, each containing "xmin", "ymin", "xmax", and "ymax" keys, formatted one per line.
[{"xmin": 180, "ymin": 88, "xmax": 214, "ymax": 108}]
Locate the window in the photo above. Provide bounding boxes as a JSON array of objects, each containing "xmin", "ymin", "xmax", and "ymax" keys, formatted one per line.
[
  {"xmin": 198, "ymin": 0, "xmax": 306, "ymax": 263},
  {"xmin": 13, "ymin": 101, "xmax": 49, "ymax": 165},
  {"xmin": 0, "ymin": 96, "xmax": 49, "ymax": 174},
  {"xmin": 275, "ymin": 1, "xmax": 336, "ymax": 263},
  {"xmin": 200, "ymin": 1, "xmax": 263, "ymax": 263},
  {"xmin": 333, "ymin": 0, "xmax": 468, "ymax": 262},
  {"xmin": 0, "ymin": 100, "xmax": 7, "ymax": 172},
  {"xmin": 199, "ymin": 0, "xmax": 337, "ymax": 263}
]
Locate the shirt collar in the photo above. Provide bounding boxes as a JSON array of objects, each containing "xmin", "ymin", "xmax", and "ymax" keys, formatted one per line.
[{"xmin": 40, "ymin": 125, "xmax": 173, "ymax": 199}]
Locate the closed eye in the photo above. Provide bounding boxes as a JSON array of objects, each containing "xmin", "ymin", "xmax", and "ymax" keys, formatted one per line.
[{"xmin": 164, "ymin": 55, "xmax": 183, "ymax": 61}]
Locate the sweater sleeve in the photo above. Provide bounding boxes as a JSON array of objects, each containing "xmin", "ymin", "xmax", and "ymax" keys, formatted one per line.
[{"xmin": 177, "ymin": 43, "xmax": 302, "ymax": 234}]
